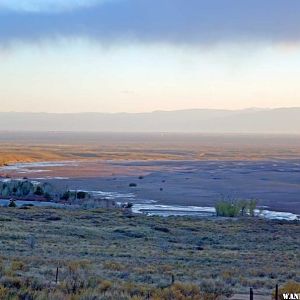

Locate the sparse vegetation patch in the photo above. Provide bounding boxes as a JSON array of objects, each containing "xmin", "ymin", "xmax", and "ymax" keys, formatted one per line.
[
  {"xmin": 0, "ymin": 207, "xmax": 298, "ymax": 299},
  {"xmin": 215, "ymin": 199, "xmax": 257, "ymax": 217}
]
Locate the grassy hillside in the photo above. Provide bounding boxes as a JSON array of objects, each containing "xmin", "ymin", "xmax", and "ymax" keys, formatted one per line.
[{"xmin": 0, "ymin": 207, "xmax": 299, "ymax": 299}]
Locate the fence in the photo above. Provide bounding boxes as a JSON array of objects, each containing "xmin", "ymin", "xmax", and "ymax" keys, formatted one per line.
[{"xmin": 250, "ymin": 284, "xmax": 279, "ymax": 300}]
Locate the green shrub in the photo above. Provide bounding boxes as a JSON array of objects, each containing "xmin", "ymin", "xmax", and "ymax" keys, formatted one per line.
[
  {"xmin": 63, "ymin": 261, "xmax": 88, "ymax": 294},
  {"xmin": 215, "ymin": 199, "xmax": 257, "ymax": 217},
  {"xmin": 248, "ymin": 199, "xmax": 257, "ymax": 217},
  {"xmin": 0, "ymin": 259, "xmax": 4, "ymax": 277},
  {"xmin": 11, "ymin": 260, "xmax": 27, "ymax": 272},
  {"xmin": 44, "ymin": 192, "xmax": 52, "ymax": 201},
  {"xmin": 152, "ymin": 283, "xmax": 201, "ymax": 300},
  {"xmin": 0, "ymin": 285, "xmax": 9, "ymax": 299},
  {"xmin": 200, "ymin": 280, "xmax": 233, "ymax": 300},
  {"xmin": 77, "ymin": 191, "xmax": 87, "ymax": 199},
  {"xmin": 34, "ymin": 186, "xmax": 44, "ymax": 196},
  {"xmin": 8, "ymin": 200, "xmax": 17, "ymax": 208},
  {"xmin": 215, "ymin": 201, "xmax": 240, "ymax": 217},
  {"xmin": 61, "ymin": 191, "xmax": 71, "ymax": 201},
  {"xmin": 99, "ymin": 280, "xmax": 113, "ymax": 292}
]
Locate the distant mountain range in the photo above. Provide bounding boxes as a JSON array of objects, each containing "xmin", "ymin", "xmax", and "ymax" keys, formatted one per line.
[{"xmin": 0, "ymin": 108, "xmax": 299, "ymax": 133}]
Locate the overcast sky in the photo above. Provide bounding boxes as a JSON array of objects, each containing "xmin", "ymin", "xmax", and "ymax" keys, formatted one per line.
[{"xmin": 1, "ymin": 0, "xmax": 300, "ymax": 113}]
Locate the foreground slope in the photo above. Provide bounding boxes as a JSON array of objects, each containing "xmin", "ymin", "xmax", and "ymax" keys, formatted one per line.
[{"xmin": 0, "ymin": 207, "xmax": 299, "ymax": 299}]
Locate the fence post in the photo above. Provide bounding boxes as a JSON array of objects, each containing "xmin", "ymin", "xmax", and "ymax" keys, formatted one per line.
[
  {"xmin": 55, "ymin": 267, "xmax": 59, "ymax": 284},
  {"xmin": 275, "ymin": 284, "xmax": 279, "ymax": 300},
  {"xmin": 250, "ymin": 288, "xmax": 254, "ymax": 300},
  {"xmin": 171, "ymin": 274, "xmax": 175, "ymax": 285}
]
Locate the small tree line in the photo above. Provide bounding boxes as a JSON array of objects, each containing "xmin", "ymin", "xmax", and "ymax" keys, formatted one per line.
[
  {"xmin": 0, "ymin": 180, "xmax": 92, "ymax": 202},
  {"xmin": 0, "ymin": 180, "xmax": 54, "ymax": 200}
]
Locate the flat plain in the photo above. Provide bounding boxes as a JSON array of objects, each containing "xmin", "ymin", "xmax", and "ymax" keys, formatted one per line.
[{"xmin": 1, "ymin": 132, "xmax": 300, "ymax": 214}]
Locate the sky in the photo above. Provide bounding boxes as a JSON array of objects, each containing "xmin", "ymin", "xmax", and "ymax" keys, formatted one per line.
[{"xmin": 0, "ymin": 0, "xmax": 300, "ymax": 113}]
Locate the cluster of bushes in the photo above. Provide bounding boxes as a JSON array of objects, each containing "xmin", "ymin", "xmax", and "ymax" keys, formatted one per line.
[
  {"xmin": 0, "ymin": 180, "xmax": 94, "ymax": 204},
  {"xmin": 0, "ymin": 180, "xmax": 54, "ymax": 200},
  {"xmin": 60, "ymin": 191, "xmax": 119, "ymax": 209},
  {"xmin": 0, "ymin": 271, "xmax": 234, "ymax": 300},
  {"xmin": 0, "ymin": 258, "xmax": 235, "ymax": 300},
  {"xmin": 0, "ymin": 180, "xmax": 118, "ymax": 209},
  {"xmin": 60, "ymin": 190, "xmax": 90, "ymax": 201},
  {"xmin": 215, "ymin": 199, "xmax": 257, "ymax": 217}
]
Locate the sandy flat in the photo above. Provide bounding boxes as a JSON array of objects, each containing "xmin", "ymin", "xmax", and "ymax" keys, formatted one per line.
[{"xmin": 2, "ymin": 159, "xmax": 299, "ymax": 214}]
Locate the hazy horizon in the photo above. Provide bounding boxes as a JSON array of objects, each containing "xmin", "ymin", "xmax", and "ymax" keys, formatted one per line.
[
  {"xmin": 1, "ymin": 108, "xmax": 299, "ymax": 133},
  {"xmin": 1, "ymin": 106, "xmax": 300, "ymax": 114}
]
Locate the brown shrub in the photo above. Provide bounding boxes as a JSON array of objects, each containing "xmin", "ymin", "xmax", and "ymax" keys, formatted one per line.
[
  {"xmin": 152, "ymin": 282, "xmax": 201, "ymax": 300},
  {"xmin": 274, "ymin": 282, "xmax": 300, "ymax": 300}
]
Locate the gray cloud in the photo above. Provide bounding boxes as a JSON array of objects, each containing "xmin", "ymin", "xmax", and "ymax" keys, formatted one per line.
[
  {"xmin": 0, "ymin": 0, "xmax": 110, "ymax": 12},
  {"xmin": 1, "ymin": 0, "xmax": 300, "ymax": 46}
]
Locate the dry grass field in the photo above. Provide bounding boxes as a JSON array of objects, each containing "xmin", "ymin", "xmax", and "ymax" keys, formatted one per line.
[{"xmin": 0, "ymin": 207, "xmax": 299, "ymax": 299}]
